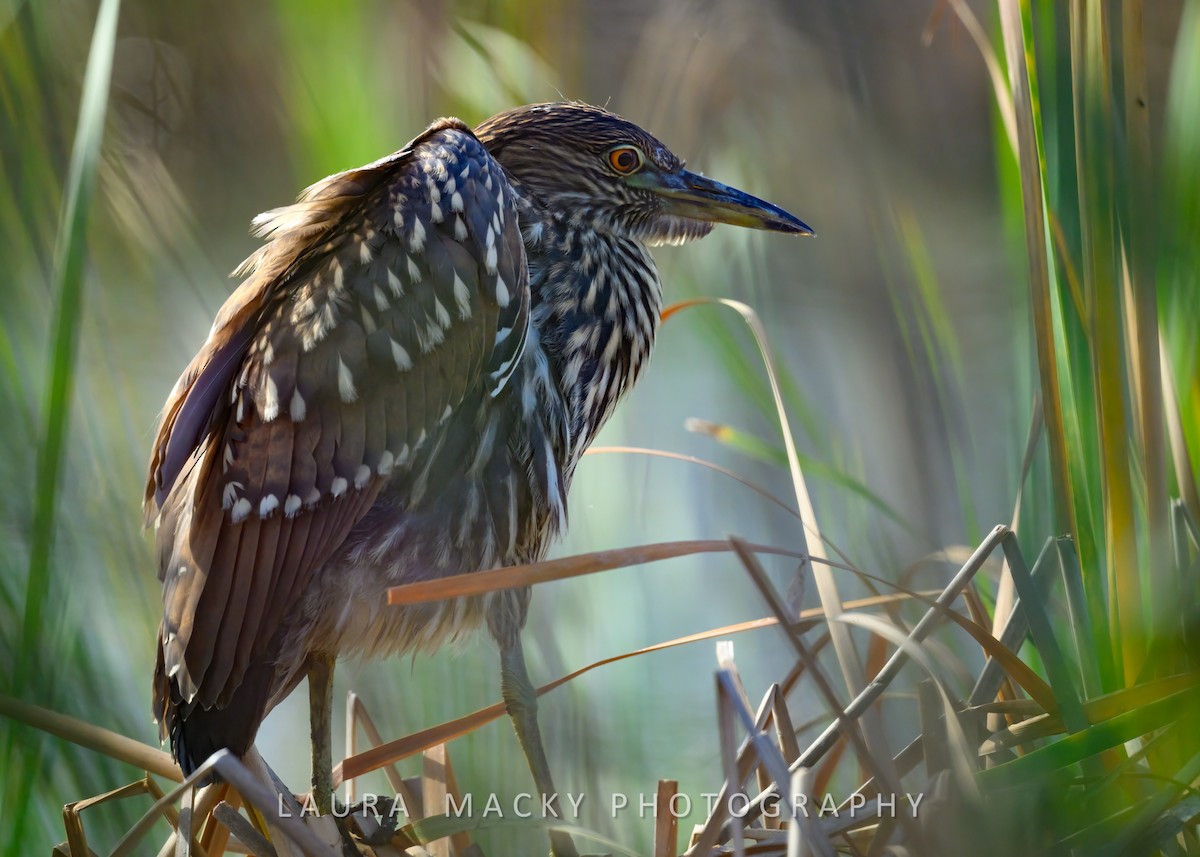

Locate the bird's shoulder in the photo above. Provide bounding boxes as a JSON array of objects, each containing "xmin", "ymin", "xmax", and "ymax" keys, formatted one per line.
[
  {"xmin": 145, "ymin": 118, "xmax": 531, "ymax": 708},
  {"xmin": 145, "ymin": 118, "xmax": 528, "ymax": 520}
]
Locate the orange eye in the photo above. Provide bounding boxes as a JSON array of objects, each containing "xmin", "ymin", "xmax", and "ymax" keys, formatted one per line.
[{"xmin": 608, "ymin": 146, "xmax": 643, "ymax": 175}]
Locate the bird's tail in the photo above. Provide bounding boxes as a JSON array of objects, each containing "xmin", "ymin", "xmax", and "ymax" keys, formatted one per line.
[{"xmin": 152, "ymin": 627, "xmax": 273, "ymax": 777}]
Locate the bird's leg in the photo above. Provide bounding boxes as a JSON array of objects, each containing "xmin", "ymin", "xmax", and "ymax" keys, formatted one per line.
[
  {"xmin": 307, "ymin": 652, "xmax": 363, "ymax": 856},
  {"xmin": 307, "ymin": 651, "xmax": 337, "ymax": 816},
  {"xmin": 499, "ymin": 637, "xmax": 580, "ymax": 857}
]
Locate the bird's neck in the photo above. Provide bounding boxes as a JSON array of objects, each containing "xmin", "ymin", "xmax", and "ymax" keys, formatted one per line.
[{"xmin": 525, "ymin": 217, "xmax": 663, "ymax": 462}]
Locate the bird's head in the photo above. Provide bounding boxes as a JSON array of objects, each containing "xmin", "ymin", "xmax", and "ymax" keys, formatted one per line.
[{"xmin": 474, "ymin": 102, "xmax": 813, "ymax": 246}]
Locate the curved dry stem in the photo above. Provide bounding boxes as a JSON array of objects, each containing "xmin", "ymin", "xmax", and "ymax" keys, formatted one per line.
[
  {"xmin": 0, "ymin": 693, "xmax": 180, "ymax": 782},
  {"xmin": 339, "ymin": 589, "xmax": 927, "ymax": 785},
  {"xmin": 662, "ymin": 296, "xmax": 878, "ymax": 757},
  {"xmin": 585, "ymin": 444, "xmax": 801, "ymax": 521}
]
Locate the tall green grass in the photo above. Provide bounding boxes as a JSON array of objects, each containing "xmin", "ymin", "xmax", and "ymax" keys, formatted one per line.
[
  {"xmin": 869, "ymin": 0, "xmax": 1200, "ymax": 850},
  {"xmin": 1, "ymin": 0, "xmax": 134, "ymax": 853}
]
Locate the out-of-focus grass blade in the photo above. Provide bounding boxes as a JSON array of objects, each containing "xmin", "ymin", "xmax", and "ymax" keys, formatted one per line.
[
  {"xmin": 1119, "ymin": 0, "xmax": 1172, "ymax": 657},
  {"xmin": 1073, "ymin": 1, "xmax": 1144, "ymax": 686},
  {"xmin": 941, "ymin": 0, "xmax": 1017, "ymax": 152},
  {"xmin": 1161, "ymin": 0, "xmax": 1200, "ymax": 521},
  {"xmin": 587, "ymin": 443, "xmax": 803, "ymax": 521},
  {"xmin": 979, "ymin": 673, "xmax": 1200, "ymax": 757},
  {"xmin": 661, "ymin": 297, "xmax": 829, "ymax": 454},
  {"xmin": 272, "ymin": 0, "xmax": 397, "ymax": 177},
  {"xmin": 977, "ymin": 685, "xmax": 1200, "ymax": 789},
  {"xmin": 1160, "ymin": 335, "xmax": 1200, "ymax": 521},
  {"xmin": 888, "ymin": 207, "xmax": 980, "ymax": 541},
  {"xmin": 8, "ymin": 0, "xmax": 120, "ymax": 847},
  {"xmin": 684, "ymin": 419, "xmax": 912, "ymax": 530},
  {"xmin": 995, "ymin": 0, "xmax": 1077, "ymax": 542},
  {"xmin": 1089, "ymin": 748, "xmax": 1200, "ymax": 857},
  {"xmin": 19, "ymin": 0, "xmax": 120, "ymax": 692},
  {"xmin": 443, "ymin": 20, "xmax": 563, "ymax": 116}
]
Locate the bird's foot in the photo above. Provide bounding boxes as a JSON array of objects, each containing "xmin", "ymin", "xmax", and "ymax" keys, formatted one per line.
[
  {"xmin": 329, "ymin": 797, "xmax": 365, "ymax": 856},
  {"xmin": 341, "ymin": 796, "xmax": 402, "ymax": 847}
]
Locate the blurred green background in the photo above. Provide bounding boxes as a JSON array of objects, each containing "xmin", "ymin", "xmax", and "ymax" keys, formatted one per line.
[{"xmin": 1, "ymin": 0, "xmax": 1195, "ymax": 854}]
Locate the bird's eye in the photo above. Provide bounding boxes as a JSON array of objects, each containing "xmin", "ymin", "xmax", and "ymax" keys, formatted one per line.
[{"xmin": 607, "ymin": 146, "xmax": 643, "ymax": 175}]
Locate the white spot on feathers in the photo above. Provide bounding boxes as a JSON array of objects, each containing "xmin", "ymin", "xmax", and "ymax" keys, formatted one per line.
[
  {"xmin": 377, "ymin": 450, "xmax": 394, "ymax": 476},
  {"xmin": 409, "ymin": 218, "xmax": 425, "ymax": 252},
  {"xmin": 390, "ymin": 338, "xmax": 412, "ymax": 370},
  {"xmin": 416, "ymin": 318, "xmax": 445, "ymax": 352},
  {"xmin": 262, "ymin": 374, "xmax": 280, "ymax": 422},
  {"xmin": 360, "ymin": 304, "xmax": 377, "ymax": 334},
  {"xmin": 337, "ymin": 356, "xmax": 358, "ymax": 402},
  {"xmin": 406, "ymin": 256, "xmax": 422, "ymax": 282},
  {"xmin": 284, "ymin": 494, "xmax": 302, "ymax": 517},
  {"xmin": 417, "ymin": 316, "xmax": 446, "ymax": 350},
  {"xmin": 453, "ymin": 273, "xmax": 471, "ymax": 318},
  {"xmin": 484, "ymin": 226, "xmax": 497, "ymax": 273},
  {"xmin": 494, "ymin": 274, "xmax": 510, "ymax": 308},
  {"xmin": 387, "ymin": 268, "xmax": 405, "ymax": 297},
  {"xmin": 433, "ymin": 296, "xmax": 450, "ymax": 328},
  {"xmin": 259, "ymin": 494, "xmax": 279, "ymax": 517},
  {"xmin": 231, "ymin": 497, "xmax": 252, "ymax": 523},
  {"xmin": 354, "ymin": 464, "xmax": 371, "ymax": 489},
  {"xmin": 290, "ymin": 389, "xmax": 307, "ymax": 421},
  {"xmin": 331, "ymin": 476, "xmax": 348, "ymax": 497}
]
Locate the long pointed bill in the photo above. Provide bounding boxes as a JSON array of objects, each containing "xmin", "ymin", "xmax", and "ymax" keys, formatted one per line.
[{"xmin": 653, "ymin": 169, "xmax": 814, "ymax": 236}]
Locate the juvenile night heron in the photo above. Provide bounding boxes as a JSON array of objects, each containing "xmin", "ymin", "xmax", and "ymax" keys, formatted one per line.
[{"xmin": 145, "ymin": 101, "xmax": 811, "ymax": 854}]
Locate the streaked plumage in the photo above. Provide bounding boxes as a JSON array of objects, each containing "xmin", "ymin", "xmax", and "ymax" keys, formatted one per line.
[{"xmin": 145, "ymin": 103, "xmax": 811, "ymax": 816}]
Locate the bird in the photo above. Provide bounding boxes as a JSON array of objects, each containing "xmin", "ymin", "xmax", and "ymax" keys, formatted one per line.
[{"xmin": 144, "ymin": 101, "xmax": 811, "ymax": 855}]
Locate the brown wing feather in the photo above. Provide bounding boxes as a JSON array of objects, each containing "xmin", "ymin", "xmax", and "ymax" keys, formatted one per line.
[{"xmin": 146, "ymin": 117, "xmax": 527, "ymax": 720}]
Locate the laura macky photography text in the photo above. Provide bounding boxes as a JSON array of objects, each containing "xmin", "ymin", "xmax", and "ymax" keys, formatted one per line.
[{"xmin": 281, "ymin": 791, "xmax": 926, "ymax": 822}]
